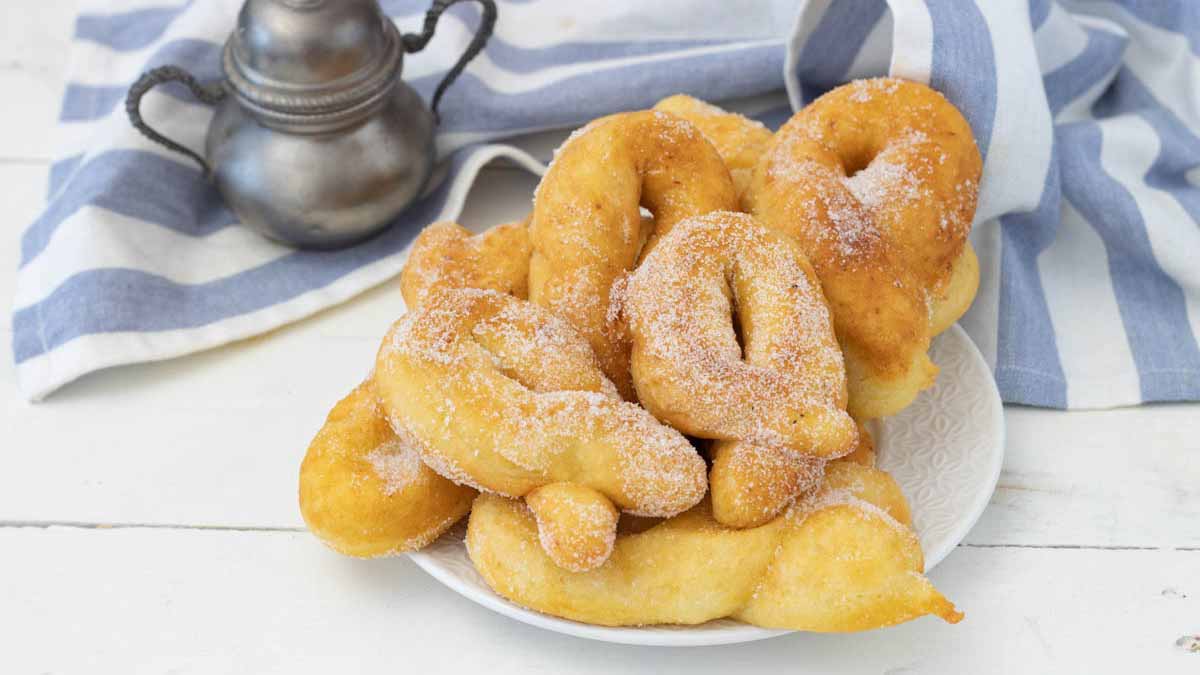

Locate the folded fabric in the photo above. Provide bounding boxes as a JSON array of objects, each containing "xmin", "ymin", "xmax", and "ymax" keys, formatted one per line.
[
  {"xmin": 786, "ymin": 0, "xmax": 1200, "ymax": 408},
  {"xmin": 12, "ymin": 0, "xmax": 792, "ymax": 400},
  {"xmin": 12, "ymin": 0, "xmax": 1200, "ymax": 410}
]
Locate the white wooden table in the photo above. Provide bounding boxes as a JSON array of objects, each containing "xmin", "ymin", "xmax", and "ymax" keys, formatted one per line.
[{"xmin": 2, "ymin": 3, "xmax": 1198, "ymax": 673}]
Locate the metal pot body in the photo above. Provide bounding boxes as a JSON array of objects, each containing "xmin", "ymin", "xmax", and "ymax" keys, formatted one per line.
[
  {"xmin": 206, "ymin": 81, "xmax": 435, "ymax": 249},
  {"xmin": 125, "ymin": 0, "xmax": 495, "ymax": 249}
]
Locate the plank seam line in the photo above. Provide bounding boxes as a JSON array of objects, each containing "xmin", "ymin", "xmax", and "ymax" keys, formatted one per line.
[
  {"xmin": 961, "ymin": 543, "xmax": 1199, "ymax": 552},
  {"xmin": 0, "ymin": 156, "xmax": 53, "ymax": 166}
]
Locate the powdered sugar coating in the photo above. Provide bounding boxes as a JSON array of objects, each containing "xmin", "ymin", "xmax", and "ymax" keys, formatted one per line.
[
  {"xmin": 625, "ymin": 212, "xmax": 853, "ymax": 454},
  {"xmin": 364, "ymin": 437, "xmax": 424, "ymax": 497},
  {"xmin": 376, "ymin": 288, "xmax": 706, "ymax": 519},
  {"xmin": 528, "ymin": 110, "xmax": 739, "ymax": 397},
  {"xmin": 527, "ymin": 484, "xmax": 620, "ymax": 572},
  {"xmin": 847, "ymin": 77, "xmax": 900, "ymax": 103},
  {"xmin": 707, "ymin": 436, "xmax": 834, "ymax": 529},
  {"xmin": 746, "ymin": 78, "xmax": 982, "ymax": 419},
  {"xmin": 762, "ymin": 146, "xmax": 888, "ymax": 269}
]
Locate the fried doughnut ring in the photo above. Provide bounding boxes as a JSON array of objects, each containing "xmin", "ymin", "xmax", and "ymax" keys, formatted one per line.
[
  {"xmin": 529, "ymin": 111, "xmax": 738, "ymax": 398},
  {"xmin": 745, "ymin": 78, "xmax": 981, "ymax": 419},
  {"xmin": 624, "ymin": 211, "xmax": 856, "ymax": 527},
  {"xmin": 652, "ymin": 95, "xmax": 773, "ymax": 200},
  {"xmin": 299, "ymin": 382, "xmax": 476, "ymax": 558},
  {"xmin": 302, "ymin": 219, "xmax": 536, "ymax": 558},
  {"xmin": 654, "ymin": 92, "xmax": 979, "ymax": 341},
  {"xmin": 467, "ymin": 462, "xmax": 961, "ymax": 630},
  {"xmin": 375, "ymin": 288, "xmax": 707, "ymax": 570},
  {"xmin": 400, "ymin": 220, "xmax": 532, "ymax": 309}
]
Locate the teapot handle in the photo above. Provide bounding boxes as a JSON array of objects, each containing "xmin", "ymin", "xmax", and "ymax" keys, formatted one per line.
[
  {"xmin": 126, "ymin": 66, "xmax": 227, "ymax": 178},
  {"xmin": 401, "ymin": 0, "xmax": 498, "ymax": 122}
]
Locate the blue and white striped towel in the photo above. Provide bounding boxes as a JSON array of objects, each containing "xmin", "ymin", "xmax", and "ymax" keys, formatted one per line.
[{"xmin": 12, "ymin": 0, "xmax": 1200, "ymax": 409}]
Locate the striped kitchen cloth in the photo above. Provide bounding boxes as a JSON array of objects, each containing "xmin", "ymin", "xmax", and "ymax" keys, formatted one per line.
[
  {"xmin": 12, "ymin": 0, "xmax": 1200, "ymax": 409},
  {"xmin": 786, "ymin": 0, "xmax": 1200, "ymax": 408}
]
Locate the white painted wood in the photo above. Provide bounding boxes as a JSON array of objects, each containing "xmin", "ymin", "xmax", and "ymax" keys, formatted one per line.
[
  {"xmin": 0, "ymin": 0, "xmax": 74, "ymax": 161},
  {"xmin": 2, "ymin": 527, "xmax": 1197, "ymax": 674},
  {"xmin": 969, "ymin": 404, "xmax": 1200, "ymax": 549}
]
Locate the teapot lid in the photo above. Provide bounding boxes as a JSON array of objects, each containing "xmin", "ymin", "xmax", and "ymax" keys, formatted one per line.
[{"xmin": 223, "ymin": 0, "xmax": 403, "ymax": 119}]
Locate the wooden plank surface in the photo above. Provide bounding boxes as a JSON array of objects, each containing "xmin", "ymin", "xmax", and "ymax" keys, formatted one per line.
[
  {"xmin": 3, "ymin": 526, "xmax": 1197, "ymax": 674},
  {"xmin": 0, "ymin": 0, "xmax": 72, "ymax": 160}
]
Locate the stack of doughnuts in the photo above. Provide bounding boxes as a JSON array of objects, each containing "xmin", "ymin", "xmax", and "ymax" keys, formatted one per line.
[{"xmin": 299, "ymin": 78, "xmax": 981, "ymax": 632}]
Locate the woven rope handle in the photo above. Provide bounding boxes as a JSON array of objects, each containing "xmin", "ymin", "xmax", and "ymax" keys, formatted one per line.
[
  {"xmin": 126, "ymin": 66, "xmax": 227, "ymax": 177},
  {"xmin": 402, "ymin": 0, "xmax": 498, "ymax": 122}
]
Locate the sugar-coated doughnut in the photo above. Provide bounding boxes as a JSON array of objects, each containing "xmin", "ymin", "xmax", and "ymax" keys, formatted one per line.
[
  {"xmin": 625, "ymin": 211, "xmax": 853, "ymax": 453},
  {"xmin": 400, "ymin": 220, "xmax": 531, "ymax": 309},
  {"xmin": 623, "ymin": 211, "xmax": 856, "ymax": 527},
  {"xmin": 652, "ymin": 95, "xmax": 773, "ymax": 200},
  {"xmin": 299, "ymin": 382, "xmax": 476, "ymax": 558},
  {"xmin": 656, "ymin": 86, "xmax": 980, "ymax": 419},
  {"xmin": 302, "ymin": 218, "xmax": 539, "ymax": 558},
  {"xmin": 374, "ymin": 288, "xmax": 707, "ymax": 570},
  {"xmin": 529, "ymin": 110, "xmax": 738, "ymax": 398},
  {"xmin": 746, "ymin": 78, "xmax": 981, "ymax": 419},
  {"xmin": 466, "ymin": 461, "xmax": 960, "ymax": 630}
]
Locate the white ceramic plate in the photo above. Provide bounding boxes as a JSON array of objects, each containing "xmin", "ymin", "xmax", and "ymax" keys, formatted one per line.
[{"xmin": 409, "ymin": 324, "xmax": 1004, "ymax": 646}]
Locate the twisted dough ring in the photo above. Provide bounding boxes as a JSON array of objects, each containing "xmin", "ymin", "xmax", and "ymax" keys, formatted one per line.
[
  {"xmin": 467, "ymin": 460, "xmax": 960, "ymax": 630},
  {"xmin": 530, "ymin": 110, "xmax": 738, "ymax": 399},
  {"xmin": 375, "ymin": 288, "xmax": 707, "ymax": 571},
  {"xmin": 745, "ymin": 79, "xmax": 982, "ymax": 419},
  {"xmin": 300, "ymin": 220, "xmax": 533, "ymax": 557},
  {"xmin": 400, "ymin": 220, "xmax": 531, "ymax": 309},
  {"xmin": 624, "ymin": 211, "xmax": 857, "ymax": 527},
  {"xmin": 652, "ymin": 95, "xmax": 773, "ymax": 201},
  {"xmin": 298, "ymin": 381, "xmax": 477, "ymax": 558},
  {"xmin": 656, "ymin": 86, "xmax": 981, "ymax": 420}
]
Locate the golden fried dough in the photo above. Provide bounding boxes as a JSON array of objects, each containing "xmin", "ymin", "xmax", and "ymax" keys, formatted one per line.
[
  {"xmin": 400, "ymin": 220, "xmax": 531, "ymax": 309},
  {"xmin": 375, "ymin": 288, "xmax": 706, "ymax": 569},
  {"xmin": 624, "ymin": 211, "xmax": 856, "ymax": 527},
  {"xmin": 840, "ymin": 421, "xmax": 877, "ymax": 467},
  {"xmin": 303, "ymin": 217, "xmax": 538, "ymax": 559},
  {"xmin": 467, "ymin": 463, "xmax": 960, "ymax": 630},
  {"xmin": 654, "ymin": 91, "xmax": 979, "ymax": 343},
  {"xmin": 652, "ymin": 94, "xmax": 773, "ymax": 200},
  {"xmin": 823, "ymin": 458, "xmax": 910, "ymax": 525},
  {"xmin": 708, "ymin": 442, "xmax": 827, "ymax": 530},
  {"xmin": 625, "ymin": 212, "xmax": 854, "ymax": 453},
  {"xmin": 299, "ymin": 382, "xmax": 476, "ymax": 558},
  {"xmin": 526, "ymin": 482, "xmax": 620, "ymax": 572},
  {"xmin": 529, "ymin": 111, "xmax": 738, "ymax": 398},
  {"xmin": 731, "ymin": 500, "xmax": 955, "ymax": 630},
  {"xmin": 746, "ymin": 78, "xmax": 981, "ymax": 419},
  {"xmin": 929, "ymin": 240, "xmax": 980, "ymax": 336}
]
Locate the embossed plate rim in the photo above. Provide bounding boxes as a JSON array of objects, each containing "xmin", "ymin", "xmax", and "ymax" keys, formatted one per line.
[{"xmin": 409, "ymin": 324, "xmax": 1004, "ymax": 646}]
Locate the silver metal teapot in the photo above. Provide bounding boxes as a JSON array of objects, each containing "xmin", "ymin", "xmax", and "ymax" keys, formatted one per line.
[{"xmin": 126, "ymin": 0, "xmax": 496, "ymax": 249}]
